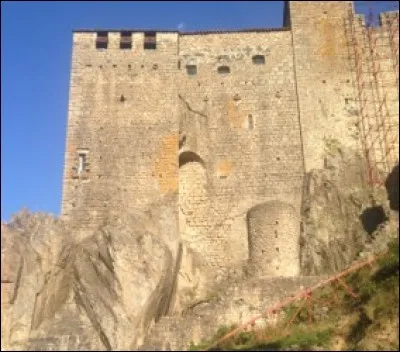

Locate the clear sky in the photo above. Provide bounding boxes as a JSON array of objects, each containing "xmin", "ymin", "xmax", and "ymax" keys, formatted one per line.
[{"xmin": 1, "ymin": 1, "xmax": 398, "ymax": 221}]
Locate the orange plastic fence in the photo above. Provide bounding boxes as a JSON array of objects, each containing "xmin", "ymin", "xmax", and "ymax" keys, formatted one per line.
[{"xmin": 206, "ymin": 255, "xmax": 379, "ymax": 350}]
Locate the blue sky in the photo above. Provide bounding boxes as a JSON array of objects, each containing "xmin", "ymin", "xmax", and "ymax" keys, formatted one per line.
[{"xmin": 1, "ymin": 1, "xmax": 398, "ymax": 221}]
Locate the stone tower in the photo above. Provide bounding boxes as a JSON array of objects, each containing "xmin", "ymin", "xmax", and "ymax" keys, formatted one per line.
[{"xmin": 61, "ymin": 32, "xmax": 181, "ymax": 234}]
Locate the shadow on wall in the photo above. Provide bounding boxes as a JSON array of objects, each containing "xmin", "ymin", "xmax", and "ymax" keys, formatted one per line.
[
  {"xmin": 359, "ymin": 163, "xmax": 399, "ymax": 235},
  {"xmin": 359, "ymin": 205, "xmax": 388, "ymax": 235},
  {"xmin": 385, "ymin": 163, "xmax": 399, "ymax": 211},
  {"xmin": 179, "ymin": 151, "xmax": 205, "ymax": 168}
]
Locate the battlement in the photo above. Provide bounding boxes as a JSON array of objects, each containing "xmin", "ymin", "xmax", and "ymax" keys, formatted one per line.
[
  {"xmin": 349, "ymin": 10, "xmax": 399, "ymax": 28},
  {"xmin": 71, "ymin": 27, "xmax": 290, "ymax": 55},
  {"xmin": 73, "ymin": 27, "xmax": 288, "ymax": 34}
]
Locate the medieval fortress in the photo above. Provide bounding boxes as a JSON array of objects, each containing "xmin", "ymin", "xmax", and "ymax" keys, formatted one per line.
[{"xmin": 61, "ymin": 1, "xmax": 399, "ymax": 276}]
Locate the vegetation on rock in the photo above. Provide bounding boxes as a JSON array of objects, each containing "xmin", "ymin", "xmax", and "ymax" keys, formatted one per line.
[{"xmin": 189, "ymin": 236, "xmax": 399, "ymax": 351}]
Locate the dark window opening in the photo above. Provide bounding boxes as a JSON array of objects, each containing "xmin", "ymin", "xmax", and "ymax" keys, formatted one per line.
[
  {"xmin": 96, "ymin": 31, "xmax": 108, "ymax": 49},
  {"xmin": 217, "ymin": 66, "xmax": 230, "ymax": 75},
  {"xmin": 144, "ymin": 31, "xmax": 156, "ymax": 50},
  {"xmin": 252, "ymin": 55, "xmax": 265, "ymax": 64},
  {"xmin": 186, "ymin": 65, "xmax": 197, "ymax": 75},
  {"xmin": 120, "ymin": 31, "xmax": 132, "ymax": 49}
]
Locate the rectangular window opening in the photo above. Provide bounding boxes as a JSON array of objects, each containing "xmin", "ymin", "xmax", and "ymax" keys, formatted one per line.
[
  {"xmin": 217, "ymin": 65, "xmax": 230, "ymax": 75},
  {"xmin": 120, "ymin": 31, "xmax": 132, "ymax": 49},
  {"xmin": 186, "ymin": 65, "xmax": 197, "ymax": 75},
  {"xmin": 78, "ymin": 154, "xmax": 86, "ymax": 175},
  {"xmin": 252, "ymin": 55, "xmax": 265, "ymax": 65},
  {"xmin": 248, "ymin": 115, "xmax": 254, "ymax": 130},
  {"xmin": 144, "ymin": 31, "xmax": 157, "ymax": 50},
  {"xmin": 96, "ymin": 31, "xmax": 108, "ymax": 49}
]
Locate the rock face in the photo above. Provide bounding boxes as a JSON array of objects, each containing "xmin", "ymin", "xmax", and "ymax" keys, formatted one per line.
[
  {"xmin": 140, "ymin": 275, "xmax": 323, "ymax": 350},
  {"xmin": 1, "ymin": 205, "xmax": 180, "ymax": 351},
  {"xmin": 300, "ymin": 150, "xmax": 397, "ymax": 275}
]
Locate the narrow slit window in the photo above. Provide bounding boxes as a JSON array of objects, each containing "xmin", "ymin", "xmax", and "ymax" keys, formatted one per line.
[
  {"xmin": 248, "ymin": 115, "xmax": 254, "ymax": 130},
  {"xmin": 144, "ymin": 31, "xmax": 156, "ymax": 50},
  {"xmin": 120, "ymin": 31, "xmax": 132, "ymax": 49},
  {"xmin": 217, "ymin": 66, "xmax": 230, "ymax": 75},
  {"xmin": 96, "ymin": 31, "xmax": 108, "ymax": 49},
  {"xmin": 252, "ymin": 55, "xmax": 265, "ymax": 64},
  {"xmin": 78, "ymin": 154, "xmax": 86, "ymax": 175},
  {"xmin": 186, "ymin": 65, "xmax": 197, "ymax": 75}
]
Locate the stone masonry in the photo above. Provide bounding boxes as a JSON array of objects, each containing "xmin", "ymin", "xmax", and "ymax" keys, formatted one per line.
[{"xmin": 61, "ymin": 1, "xmax": 399, "ymax": 272}]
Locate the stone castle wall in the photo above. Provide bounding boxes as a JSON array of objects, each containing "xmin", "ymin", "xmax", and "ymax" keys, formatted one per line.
[
  {"xmin": 61, "ymin": 32, "xmax": 180, "ymax": 238},
  {"xmin": 61, "ymin": 1, "xmax": 399, "ymax": 270},
  {"xmin": 177, "ymin": 29, "xmax": 303, "ymax": 267}
]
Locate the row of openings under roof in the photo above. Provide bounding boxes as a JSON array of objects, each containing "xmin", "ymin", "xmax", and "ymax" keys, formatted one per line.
[
  {"xmin": 185, "ymin": 55, "xmax": 265, "ymax": 75},
  {"xmin": 95, "ymin": 31, "xmax": 157, "ymax": 50}
]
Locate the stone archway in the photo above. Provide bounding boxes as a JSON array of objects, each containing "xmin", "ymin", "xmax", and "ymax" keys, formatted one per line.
[
  {"xmin": 179, "ymin": 151, "xmax": 205, "ymax": 168},
  {"xmin": 178, "ymin": 152, "xmax": 209, "ymax": 253}
]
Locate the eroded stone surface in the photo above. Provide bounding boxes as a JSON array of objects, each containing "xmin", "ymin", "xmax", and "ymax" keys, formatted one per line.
[{"xmin": 1, "ymin": 207, "xmax": 180, "ymax": 351}]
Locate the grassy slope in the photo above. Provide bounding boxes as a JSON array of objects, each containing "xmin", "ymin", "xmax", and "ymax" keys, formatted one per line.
[{"xmin": 190, "ymin": 237, "xmax": 399, "ymax": 351}]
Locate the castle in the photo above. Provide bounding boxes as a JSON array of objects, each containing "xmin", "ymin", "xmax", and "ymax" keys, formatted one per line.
[{"xmin": 61, "ymin": 1, "xmax": 399, "ymax": 275}]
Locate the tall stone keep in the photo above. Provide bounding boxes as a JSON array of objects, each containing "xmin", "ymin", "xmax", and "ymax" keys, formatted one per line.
[
  {"xmin": 61, "ymin": 1, "xmax": 399, "ymax": 272},
  {"xmin": 61, "ymin": 32, "xmax": 181, "ymax": 235}
]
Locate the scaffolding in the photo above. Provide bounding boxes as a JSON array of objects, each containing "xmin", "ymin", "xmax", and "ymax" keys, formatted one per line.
[{"xmin": 346, "ymin": 2, "xmax": 399, "ymax": 188}]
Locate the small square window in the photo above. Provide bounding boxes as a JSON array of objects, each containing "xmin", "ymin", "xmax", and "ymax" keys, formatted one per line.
[{"xmin": 186, "ymin": 65, "xmax": 197, "ymax": 75}]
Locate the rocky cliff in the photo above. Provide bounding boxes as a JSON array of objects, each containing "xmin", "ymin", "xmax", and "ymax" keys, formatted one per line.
[{"xmin": 1, "ymin": 202, "xmax": 181, "ymax": 351}]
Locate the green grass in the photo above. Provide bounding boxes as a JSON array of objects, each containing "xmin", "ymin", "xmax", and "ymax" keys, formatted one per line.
[{"xmin": 189, "ymin": 237, "xmax": 399, "ymax": 351}]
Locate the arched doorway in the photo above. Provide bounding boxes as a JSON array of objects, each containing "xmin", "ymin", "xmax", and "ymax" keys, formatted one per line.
[{"xmin": 179, "ymin": 152, "xmax": 209, "ymax": 253}]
